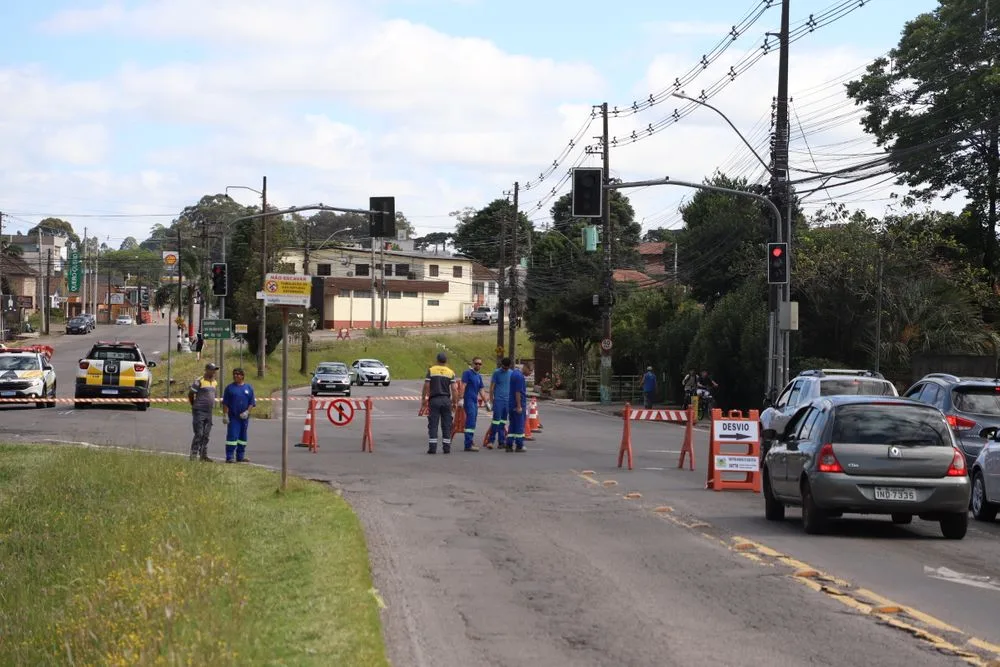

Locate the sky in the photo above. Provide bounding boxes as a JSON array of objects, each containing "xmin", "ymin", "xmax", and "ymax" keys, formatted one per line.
[{"xmin": 0, "ymin": 0, "xmax": 954, "ymax": 248}]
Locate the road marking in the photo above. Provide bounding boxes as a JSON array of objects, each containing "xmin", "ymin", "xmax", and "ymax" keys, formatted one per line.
[
  {"xmin": 570, "ymin": 471, "xmax": 1000, "ymax": 666},
  {"xmin": 647, "ymin": 450, "xmax": 681, "ymax": 454},
  {"xmin": 641, "ymin": 467, "xmax": 665, "ymax": 471},
  {"xmin": 924, "ymin": 566, "xmax": 1000, "ymax": 593}
]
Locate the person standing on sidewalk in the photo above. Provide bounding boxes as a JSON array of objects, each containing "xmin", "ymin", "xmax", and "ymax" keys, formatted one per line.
[
  {"xmin": 486, "ymin": 357, "xmax": 513, "ymax": 449},
  {"xmin": 188, "ymin": 362, "xmax": 219, "ymax": 462},
  {"xmin": 642, "ymin": 366, "xmax": 657, "ymax": 409},
  {"xmin": 421, "ymin": 352, "xmax": 458, "ymax": 454},
  {"xmin": 505, "ymin": 362, "xmax": 529, "ymax": 452},
  {"xmin": 460, "ymin": 357, "xmax": 488, "ymax": 452},
  {"xmin": 221, "ymin": 368, "xmax": 256, "ymax": 463}
]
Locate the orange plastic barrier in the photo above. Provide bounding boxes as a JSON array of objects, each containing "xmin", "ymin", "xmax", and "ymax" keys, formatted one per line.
[
  {"xmin": 618, "ymin": 403, "xmax": 696, "ymax": 471},
  {"xmin": 706, "ymin": 408, "xmax": 761, "ymax": 493},
  {"xmin": 296, "ymin": 396, "xmax": 375, "ymax": 454},
  {"xmin": 336, "ymin": 328, "xmax": 351, "ymax": 340}
]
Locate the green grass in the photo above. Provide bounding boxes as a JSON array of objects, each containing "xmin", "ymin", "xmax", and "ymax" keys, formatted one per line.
[
  {"xmin": 0, "ymin": 444, "xmax": 389, "ymax": 667},
  {"xmin": 151, "ymin": 328, "xmax": 533, "ymax": 418}
]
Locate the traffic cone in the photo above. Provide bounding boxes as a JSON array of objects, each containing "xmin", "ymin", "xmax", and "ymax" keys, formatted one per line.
[
  {"xmin": 297, "ymin": 398, "xmax": 318, "ymax": 451},
  {"xmin": 527, "ymin": 398, "xmax": 540, "ymax": 435}
]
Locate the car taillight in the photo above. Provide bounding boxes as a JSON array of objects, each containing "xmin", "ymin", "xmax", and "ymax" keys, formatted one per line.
[
  {"xmin": 79, "ymin": 361, "xmax": 89, "ymax": 370},
  {"xmin": 946, "ymin": 415, "xmax": 977, "ymax": 431},
  {"xmin": 817, "ymin": 443, "xmax": 843, "ymax": 473},
  {"xmin": 946, "ymin": 448, "xmax": 968, "ymax": 476},
  {"xmin": 134, "ymin": 364, "xmax": 145, "ymax": 372}
]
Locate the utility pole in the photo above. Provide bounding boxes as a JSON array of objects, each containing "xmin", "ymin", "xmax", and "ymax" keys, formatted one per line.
[
  {"xmin": 0, "ymin": 211, "xmax": 5, "ymax": 341},
  {"xmin": 370, "ymin": 237, "xmax": 377, "ymax": 329},
  {"xmin": 599, "ymin": 101, "xmax": 613, "ymax": 405},
  {"xmin": 81, "ymin": 227, "xmax": 87, "ymax": 318},
  {"xmin": 507, "ymin": 182, "xmax": 519, "ymax": 363},
  {"xmin": 177, "ymin": 226, "xmax": 183, "ymax": 351},
  {"xmin": 774, "ymin": 0, "xmax": 792, "ymax": 392},
  {"xmin": 496, "ymin": 205, "xmax": 507, "ymax": 367},
  {"xmin": 379, "ymin": 241, "xmax": 387, "ymax": 330},
  {"xmin": 257, "ymin": 175, "xmax": 268, "ymax": 377},
  {"xmin": 300, "ymin": 221, "xmax": 311, "ymax": 374},
  {"xmin": 874, "ymin": 246, "xmax": 883, "ymax": 374},
  {"xmin": 44, "ymin": 249, "xmax": 52, "ymax": 334}
]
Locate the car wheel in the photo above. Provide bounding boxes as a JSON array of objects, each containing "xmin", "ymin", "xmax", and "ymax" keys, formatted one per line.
[
  {"xmin": 971, "ymin": 472, "xmax": 998, "ymax": 522},
  {"xmin": 345, "ymin": 391, "xmax": 352, "ymax": 397},
  {"xmin": 800, "ymin": 481, "xmax": 829, "ymax": 535},
  {"xmin": 763, "ymin": 469, "xmax": 785, "ymax": 521},
  {"xmin": 383, "ymin": 381, "xmax": 390, "ymax": 387},
  {"xmin": 74, "ymin": 401, "xmax": 86, "ymax": 410},
  {"xmin": 136, "ymin": 401, "xmax": 149, "ymax": 412},
  {"xmin": 940, "ymin": 511, "xmax": 968, "ymax": 540},
  {"xmin": 47, "ymin": 385, "xmax": 57, "ymax": 408},
  {"xmin": 891, "ymin": 513, "xmax": 912, "ymax": 525}
]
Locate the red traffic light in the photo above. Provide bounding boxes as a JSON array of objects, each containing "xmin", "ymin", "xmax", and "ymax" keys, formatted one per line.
[{"xmin": 771, "ymin": 246, "xmax": 784, "ymax": 257}]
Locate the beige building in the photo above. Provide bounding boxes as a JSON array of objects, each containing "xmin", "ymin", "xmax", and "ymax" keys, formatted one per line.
[{"xmin": 281, "ymin": 243, "xmax": 476, "ymax": 329}]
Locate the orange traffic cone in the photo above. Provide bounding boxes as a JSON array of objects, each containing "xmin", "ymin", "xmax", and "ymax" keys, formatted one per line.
[
  {"xmin": 530, "ymin": 397, "xmax": 543, "ymax": 431},
  {"xmin": 297, "ymin": 398, "xmax": 318, "ymax": 452}
]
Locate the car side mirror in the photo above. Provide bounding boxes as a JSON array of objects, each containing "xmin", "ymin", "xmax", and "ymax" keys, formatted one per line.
[
  {"xmin": 43, "ymin": 364, "xmax": 53, "ymax": 371},
  {"xmin": 786, "ymin": 438, "xmax": 800, "ymax": 451},
  {"xmin": 762, "ymin": 428, "xmax": 777, "ymax": 442}
]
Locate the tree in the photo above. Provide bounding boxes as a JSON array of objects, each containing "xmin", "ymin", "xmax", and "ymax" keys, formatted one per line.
[
  {"xmin": 414, "ymin": 232, "xmax": 453, "ymax": 253},
  {"xmin": 845, "ymin": 0, "xmax": 1000, "ymax": 272},
  {"xmin": 549, "ymin": 187, "xmax": 641, "ymax": 269},
  {"xmin": 395, "ymin": 211, "xmax": 414, "ymax": 238},
  {"xmin": 28, "ymin": 217, "xmax": 80, "ymax": 245},
  {"xmin": 642, "ymin": 228, "xmax": 677, "ymax": 242},
  {"xmin": 451, "ymin": 199, "xmax": 532, "ymax": 268},
  {"xmin": 1, "ymin": 238, "xmax": 22, "ymax": 257},
  {"xmin": 119, "ymin": 237, "xmax": 139, "ymax": 251}
]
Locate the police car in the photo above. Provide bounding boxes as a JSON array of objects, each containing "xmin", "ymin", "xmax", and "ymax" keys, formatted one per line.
[
  {"xmin": 75, "ymin": 340, "xmax": 156, "ymax": 411},
  {"xmin": 0, "ymin": 345, "xmax": 58, "ymax": 408}
]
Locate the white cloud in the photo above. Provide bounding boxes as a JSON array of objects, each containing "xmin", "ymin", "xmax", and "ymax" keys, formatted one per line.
[{"xmin": 42, "ymin": 124, "xmax": 109, "ymax": 165}]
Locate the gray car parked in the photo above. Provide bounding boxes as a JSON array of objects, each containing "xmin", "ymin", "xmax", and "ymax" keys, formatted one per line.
[
  {"xmin": 762, "ymin": 396, "xmax": 971, "ymax": 538},
  {"xmin": 903, "ymin": 374, "xmax": 1000, "ymax": 470}
]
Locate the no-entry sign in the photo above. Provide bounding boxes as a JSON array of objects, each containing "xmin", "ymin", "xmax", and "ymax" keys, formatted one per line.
[{"xmin": 327, "ymin": 398, "xmax": 355, "ymax": 427}]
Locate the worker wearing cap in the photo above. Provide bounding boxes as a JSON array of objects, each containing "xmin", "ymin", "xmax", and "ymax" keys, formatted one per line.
[
  {"xmin": 188, "ymin": 362, "xmax": 219, "ymax": 462},
  {"xmin": 460, "ymin": 357, "xmax": 488, "ymax": 451},
  {"xmin": 222, "ymin": 367, "xmax": 256, "ymax": 463},
  {"xmin": 486, "ymin": 357, "xmax": 513, "ymax": 449},
  {"xmin": 422, "ymin": 351, "xmax": 458, "ymax": 454},
  {"xmin": 505, "ymin": 362, "xmax": 529, "ymax": 452}
]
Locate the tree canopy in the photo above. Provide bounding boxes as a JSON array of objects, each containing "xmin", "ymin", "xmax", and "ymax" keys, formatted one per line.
[{"xmin": 451, "ymin": 198, "xmax": 533, "ymax": 268}]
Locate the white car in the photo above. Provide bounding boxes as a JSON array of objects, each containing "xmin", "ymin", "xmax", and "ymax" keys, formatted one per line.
[
  {"xmin": 0, "ymin": 345, "xmax": 57, "ymax": 408},
  {"xmin": 116, "ymin": 315, "xmax": 135, "ymax": 325},
  {"xmin": 350, "ymin": 358, "xmax": 391, "ymax": 386}
]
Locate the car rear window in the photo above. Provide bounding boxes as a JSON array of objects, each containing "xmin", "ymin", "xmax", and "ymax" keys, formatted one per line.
[
  {"xmin": 831, "ymin": 404, "xmax": 952, "ymax": 446},
  {"xmin": 820, "ymin": 379, "xmax": 896, "ymax": 396},
  {"xmin": 318, "ymin": 365, "xmax": 346, "ymax": 373},
  {"xmin": 90, "ymin": 347, "xmax": 141, "ymax": 362},
  {"xmin": 951, "ymin": 387, "xmax": 1000, "ymax": 416}
]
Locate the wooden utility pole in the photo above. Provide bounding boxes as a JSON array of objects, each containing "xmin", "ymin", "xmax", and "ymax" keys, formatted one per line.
[
  {"xmin": 496, "ymin": 208, "xmax": 507, "ymax": 367},
  {"xmin": 507, "ymin": 182, "xmax": 519, "ymax": 363},
  {"xmin": 257, "ymin": 175, "xmax": 268, "ymax": 377},
  {"xmin": 44, "ymin": 249, "xmax": 52, "ymax": 334},
  {"xmin": 599, "ymin": 101, "xmax": 613, "ymax": 405}
]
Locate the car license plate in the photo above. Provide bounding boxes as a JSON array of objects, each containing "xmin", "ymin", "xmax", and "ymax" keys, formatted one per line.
[
  {"xmin": 101, "ymin": 389, "xmax": 119, "ymax": 396},
  {"xmin": 874, "ymin": 486, "xmax": 917, "ymax": 501},
  {"xmin": 1, "ymin": 391, "xmax": 15, "ymax": 397}
]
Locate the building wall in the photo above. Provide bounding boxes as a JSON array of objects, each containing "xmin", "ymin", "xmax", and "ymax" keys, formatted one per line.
[{"xmin": 322, "ymin": 292, "xmax": 467, "ymax": 329}]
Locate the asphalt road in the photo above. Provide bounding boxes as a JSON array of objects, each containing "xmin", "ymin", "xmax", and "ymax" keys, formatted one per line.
[{"xmin": 3, "ymin": 322, "xmax": 998, "ymax": 666}]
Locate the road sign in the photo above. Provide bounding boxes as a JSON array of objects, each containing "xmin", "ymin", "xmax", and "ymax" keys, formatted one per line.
[
  {"xmin": 327, "ymin": 398, "xmax": 355, "ymax": 427},
  {"xmin": 202, "ymin": 318, "xmax": 232, "ymax": 340},
  {"xmin": 713, "ymin": 418, "xmax": 760, "ymax": 442},
  {"xmin": 234, "ymin": 323, "xmax": 248, "ymax": 334},
  {"xmin": 600, "ymin": 338, "xmax": 613, "ymax": 352},
  {"xmin": 67, "ymin": 248, "xmax": 81, "ymax": 293},
  {"xmin": 713, "ymin": 455, "xmax": 760, "ymax": 472},
  {"xmin": 262, "ymin": 273, "xmax": 311, "ymax": 307},
  {"xmin": 162, "ymin": 251, "xmax": 179, "ymax": 274}
]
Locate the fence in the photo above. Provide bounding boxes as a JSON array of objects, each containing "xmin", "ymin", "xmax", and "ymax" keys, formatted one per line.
[{"xmin": 581, "ymin": 375, "xmax": 644, "ymax": 403}]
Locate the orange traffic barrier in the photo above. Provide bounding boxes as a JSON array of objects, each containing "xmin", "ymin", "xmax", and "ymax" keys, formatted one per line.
[
  {"xmin": 618, "ymin": 402, "xmax": 634, "ymax": 470},
  {"xmin": 336, "ymin": 328, "xmax": 351, "ymax": 340},
  {"xmin": 452, "ymin": 403, "xmax": 466, "ymax": 439},
  {"xmin": 362, "ymin": 396, "xmax": 374, "ymax": 452},
  {"xmin": 297, "ymin": 397, "xmax": 319, "ymax": 452},
  {"xmin": 618, "ymin": 403, "xmax": 693, "ymax": 470},
  {"xmin": 706, "ymin": 408, "xmax": 761, "ymax": 493},
  {"xmin": 677, "ymin": 404, "xmax": 696, "ymax": 470}
]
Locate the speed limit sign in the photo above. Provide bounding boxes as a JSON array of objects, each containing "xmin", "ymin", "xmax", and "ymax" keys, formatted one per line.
[{"xmin": 600, "ymin": 338, "xmax": 613, "ymax": 352}]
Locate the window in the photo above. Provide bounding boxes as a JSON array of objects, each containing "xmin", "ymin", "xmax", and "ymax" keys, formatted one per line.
[
  {"xmin": 355, "ymin": 264, "xmax": 370, "ymax": 277},
  {"xmin": 452, "ymin": 266, "xmax": 463, "ymax": 278},
  {"xmin": 952, "ymin": 387, "xmax": 1000, "ymax": 416},
  {"xmin": 403, "ymin": 291, "xmax": 418, "ymax": 298},
  {"xmin": 384, "ymin": 264, "xmax": 394, "ymax": 277},
  {"xmin": 427, "ymin": 299, "xmax": 440, "ymax": 306},
  {"xmin": 388, "ymin": 291, "xmax": 402, "ymax": 299},
  {"xmin": 338, "ymin": 289, "xmax": 351, "ymax": 297},
  {"xmin": 429, "ymin": 264, "xmax": 439, "ymax": 277},
  {"xmin": 395, "ymin": 264, "xmax": 409, "ymax": 276},
  {"xmin": 488, "ymin": 282, "xmax": 496, "ymax": 295},
  {"xmin": 832, "ymin": 404, "xmax": 951, "ymax": 446},
  {"xmin": 354, "ymin": 289, "xmax": 373, "ymax": 298},
  {"xmin": 820, "ymin": 378, "xmax": 895, "ymax": 397},
  {"xmin": 473, "ymin": 283, "xmax": 484, "ymax": 295},
  {"xmin": 317, "ymin": 263, "xmax": 332, "ymax": 276}
]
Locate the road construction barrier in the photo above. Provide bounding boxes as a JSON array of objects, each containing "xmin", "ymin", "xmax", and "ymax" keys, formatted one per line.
[
  {"xmin": 0, "ymin": 394, "xmax": 427, "ymax": 406},
  {"xmin": 705, "ymin": 408, "xmax": 761, "ymax": 493},
  {"xmin": 336, "ymin": 328, "xmax": 351, "ymax": 340},
  {"xmin": 525, "ymin": 397, "xmax": 541, "ymax": 440},
  {"xmin": 292, "ymin": 396, "xmax": 376, "ymax": 453},
  {"xmin": 618, "ymin": 402, "xmax": 695, "ymax": 471}
]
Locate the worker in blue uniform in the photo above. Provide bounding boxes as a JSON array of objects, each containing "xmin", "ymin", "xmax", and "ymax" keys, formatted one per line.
[
  {"xmin": 505, "ymin": 362, "xmax": 529, "ymax": 452},
  {"xmin": 461, "ymin": 357, "xmax": 489, "ymax": 451},
  {"xmin": 221, "ymin": 368, "xmax": 256, "ymax": 463},
  {"xmin": 486, "ymin": 357, "xmax": 513, "ymax": 449}
]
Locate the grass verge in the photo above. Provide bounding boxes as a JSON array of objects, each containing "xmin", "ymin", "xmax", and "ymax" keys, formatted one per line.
[
  {"xmin": 150, "ymin": 328, "xmax": 533, "ymax": 418},
  {"xmin": 0, "ymin": 444, "xmax": 388, "ymax": 667}
]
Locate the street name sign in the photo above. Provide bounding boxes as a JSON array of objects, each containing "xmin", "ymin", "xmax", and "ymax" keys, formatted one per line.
[{"xmin": 202, "ymin": 318, "xmax": 232, "ymax": 340}]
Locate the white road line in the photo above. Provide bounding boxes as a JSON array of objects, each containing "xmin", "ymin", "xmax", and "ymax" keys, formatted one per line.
[{"xmin": 647, "ymin": 449, "xmax": 681, "ymax": 454}]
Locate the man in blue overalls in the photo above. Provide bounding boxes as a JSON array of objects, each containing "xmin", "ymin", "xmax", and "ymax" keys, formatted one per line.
[
  {"xmin": 461, "ymin": 357, "xmax": 488, "ymax": 452},
  {"xmin": 505, "ymin": 362, "xmax": 529, "ymax": 452},
  {"xmin": 222, "ymin": 368, "xmax": 256, "ymax": 463},
  {"xmin": 486, "ymin": 357, "xmax": 513, "ymax": 449}
]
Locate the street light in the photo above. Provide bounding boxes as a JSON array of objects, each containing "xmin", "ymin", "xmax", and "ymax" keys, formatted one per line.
[
  {"xmin": 314, "ymin": 226, "xmax": 356, "ymax": 251},
  {"xmin": 226, "ymin": 180, "xmax": 269, "ymax": 378},
  {"xmin": 672, "ymin": 91, "xmax": 790, "ymax": 402}
]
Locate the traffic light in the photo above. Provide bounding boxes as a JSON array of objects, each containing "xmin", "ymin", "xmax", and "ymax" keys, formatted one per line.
[
  {"xmin": 571, "ymin": 167, "xmax": 603, "ymax": 218},
  {"xmin": 582, "ymin": 225, "xmax": 599, "ymax": 252},
  {"xmin": 369, "ymin": 196, "xmax": 396, "ymax": 238},
  {"xmin": 211, "ymin": 262, "xmax": 228, "ymax": 297},
  {"xmin": 140, "ymin": 287, "xmax": 150, "ymax": 308},
  {"xmin": 767, "ymin": 242, "xmax": 788, "ymax": 284}
]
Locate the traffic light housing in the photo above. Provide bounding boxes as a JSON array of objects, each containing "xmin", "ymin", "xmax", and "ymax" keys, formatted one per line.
[
  {"xmin": 571, "ymin": 167, "xmax": 603, "ymax": 218},
  {"xmin": 369, "ymin": 196, "xmax": 396, "ymax": 238},
  {"xmin": 211, "ymin": 262, "xmax": 228, "ymax": 297},
  {"xmin": 767, "ymin": 242, "xmax": 788, "ymax": 284},
  {"xmin": 140, "ymin": 287, "xmax": 150, "ymax": 308}
]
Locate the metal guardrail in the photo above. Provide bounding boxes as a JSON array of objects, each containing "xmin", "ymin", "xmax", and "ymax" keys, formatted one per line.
[{"xmin": 581, "ymin": 375, "xmax": 644, "ymax": 402}]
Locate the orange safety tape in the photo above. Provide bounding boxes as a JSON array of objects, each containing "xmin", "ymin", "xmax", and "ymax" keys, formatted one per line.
[{"xmin": 0, "ymin": 394, "xmax": 424, "ymax": 404}]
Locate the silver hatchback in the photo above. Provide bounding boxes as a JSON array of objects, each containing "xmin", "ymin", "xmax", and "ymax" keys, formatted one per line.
[{"xmin": 762, "ymin": 396, "xmax": 971, "ymax": 539}]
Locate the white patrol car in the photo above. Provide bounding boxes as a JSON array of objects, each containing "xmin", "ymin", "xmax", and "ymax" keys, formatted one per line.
[
  {"xmin": 75, "ymin": 340, "xmax": 156, "ymax": 411},
  {"xmin": 0, "ymin": 345, "xmax": 57, "ymax": 408}
]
